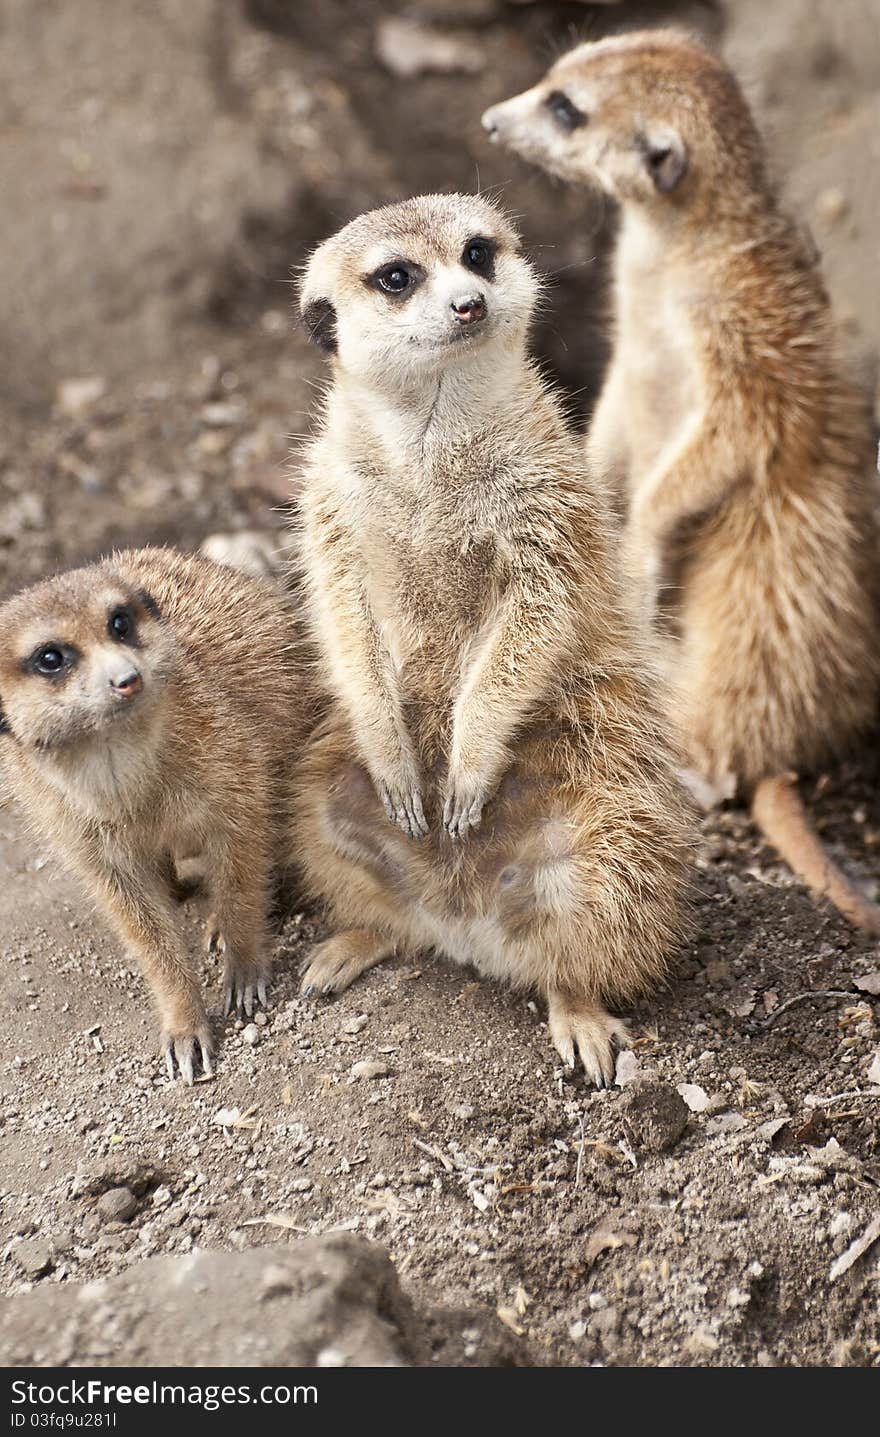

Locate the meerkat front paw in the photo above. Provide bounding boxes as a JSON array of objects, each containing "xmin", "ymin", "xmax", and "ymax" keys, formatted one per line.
[
  {"xmin": 161, "ymin": 1013, "xmax": 214, "ymax": 1085},
  {"xmin": 443, "ymin": 770, "xmax": 489, "ymax": 840},
  {"xmin": 547, "ymin": 991, "xmax": 630, "ymax": 1088},
  {"xmin": 375, "ymin": 772, "xmax": 429, "ymax": 839}
]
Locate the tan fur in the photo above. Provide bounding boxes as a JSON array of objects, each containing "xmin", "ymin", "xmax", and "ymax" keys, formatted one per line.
[
  {"xmin": 485, "ymin": 32, "xmax": 880, "ymax": 929},
  {"xmin": 0, "ymin": 548, "xmax": 312, "ymax": 1080},
  {"xmin": 292, "ymin": 193, "xmax": 693, "ymax": 1084}
]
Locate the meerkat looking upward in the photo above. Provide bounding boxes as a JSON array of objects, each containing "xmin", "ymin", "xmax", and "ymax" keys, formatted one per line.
[
  {"xmin": 291, "ymin": 193, "xmax": 693, "ymax": 1085},
  {"xmin": 484, "ymin": 32, "xmax": 880, "ymax": 931},
  {"xmin": 0, "ymin": 549, "xmax": 310, "ymax": 1081}
]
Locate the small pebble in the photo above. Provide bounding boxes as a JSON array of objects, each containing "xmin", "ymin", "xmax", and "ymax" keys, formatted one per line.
[
  {"xmin": 242, "ymin": 1024, "xmax": 261, "ymax": 1047},
  {"xmin": 96, "ymin": 1186, "xmax": 138, "ymax": 1224},
  {"xmin": 12, "ymin": 1239, "xmax": 55, "ymax": 1279},
  {"xmin": 351, "ymin": 1058, "xmax": 390, "ymax": 1080}
]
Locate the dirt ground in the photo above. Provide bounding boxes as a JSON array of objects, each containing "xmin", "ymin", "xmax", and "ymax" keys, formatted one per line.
[{"xmin": 1, "ymin": 0, "xmax": 879, "ymax": 1369}]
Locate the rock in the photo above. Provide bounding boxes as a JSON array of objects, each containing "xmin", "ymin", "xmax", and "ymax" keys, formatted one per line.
[
  {"xmin": 614, "ymin": 1049, "xmax": 642, "ymax": 1087},
  {"xmin": 620, "ymin": 1082, "xmax": 689, "ymax": 1152},
  {"xmin": 0, "ymin": 1236, "xmax": 532, "ymax": 1368},
  {"xmin": 351, "ymin": 1058, "xmax": 390, "ymax": 1080},
  {"xmin": 12, "ymin": 1239, "xmax": 55, "ymax": 1280},
  {"xmin": 677, "ymin": 1083, "xmax": 712, "ymax": 1113},
  {"xmin": 96, "ymin": 1187, "xmax": 138, "ymax": 1224},
  {"xmin": 56, "ymin": 376, "xmax": 106, "ymax": 417},
  {"xmin": 70, "ymin": 1154, "xmax": 166, "ymax": 1200},
  {"xmin": 589, "ymin": 1304, "xmax": 620, "ymax": 1342},
  {"xmin": 241, "ymin": 1023, "xmax": 261, "ymax": 1047}
]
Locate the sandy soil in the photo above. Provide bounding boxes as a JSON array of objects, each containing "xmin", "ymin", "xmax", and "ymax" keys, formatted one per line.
[{"xmin": 0, "ymin": 0, "xmax": 878, "ymax": 1368}]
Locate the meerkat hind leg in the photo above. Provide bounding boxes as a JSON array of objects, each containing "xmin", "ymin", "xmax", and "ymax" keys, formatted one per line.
[
  {"xmin": 301, "ymin": 929, "xmax": 396, "ymax": 998},
  {"xmin": 547, "ymin": 990, "xmax": 630, "ymax": 1088}
]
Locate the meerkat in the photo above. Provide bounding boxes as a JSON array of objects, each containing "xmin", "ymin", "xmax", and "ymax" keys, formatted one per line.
[
  {"xmin": 290, "ymin": 192, "xmax": 693, "ymax": 1085},
  {"xmin": 199, "ymin": 528, "xmax": 289, "ymax": 584},
  {"xmin": 483, "ymin": 31, "xmax": 880, "ymax": 931},
  {"xmin": 0, "ymin": 548, "xmax": 310, "ymax": 1082}
]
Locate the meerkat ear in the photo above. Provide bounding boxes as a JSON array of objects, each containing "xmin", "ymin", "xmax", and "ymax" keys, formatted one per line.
[
  {"xmin": 301, "ymin": 297, "xmax": 338, "ymax": 354},
  {"xmin": 642, "ymin": 128, "xmax": 688, "ymax": 194},
  {"xmin": 136, "ymin": 589, "xmax": 162, "ymax": 621},
  {"xmin": 300, "ymin": 242, "xmax": 339, "ymax": 354}
]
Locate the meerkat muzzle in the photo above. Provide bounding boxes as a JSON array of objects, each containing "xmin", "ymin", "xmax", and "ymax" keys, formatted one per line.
[
  {"xmin": 110, "ymin": 670, "xmax": 143, "ymax": 699},
  {"xmin": 451, "ymin": 296, "xmax": 486, "ymax": 325}
]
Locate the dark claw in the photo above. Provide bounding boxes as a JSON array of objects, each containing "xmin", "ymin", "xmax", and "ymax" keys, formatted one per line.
[
  {"xmin": 302, "ymin": 983, "xmax": 315, "ymax": 998},
  {"xmin": 322, "ymin": 983, "xmax": 334, "ymax": 996}
]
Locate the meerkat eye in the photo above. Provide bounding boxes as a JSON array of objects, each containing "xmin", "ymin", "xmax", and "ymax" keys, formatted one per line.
[
  {"xmin": 545, "ymin": 90, "xmax": 586, "ymax": 132},
  {"xmin": 108, "ymin": 607, "xmax": 134, "ymax": 643},
  {"xmin": 32, "ymin": 646, "xmax": 68, "ymax": 677},
  {"xmin": 373, "ymin": 264, "xmax": 412, "ymax": 295},
  {"xmin": 462, "ymin": 238, "xmax": 496, "ymax": 278}
]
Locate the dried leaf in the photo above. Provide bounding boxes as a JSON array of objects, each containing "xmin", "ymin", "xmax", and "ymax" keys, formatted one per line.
[
  {"xmin": 242, "ymin": 1213, "xmax": 308, "ymax": 1233},
  {"xmin": 585, "ymin": 1225, "xmax": 638, "ymax": 1264},
  {"xmin": 412, "ymin": 1138, "xmax": 454, "ymax": 1172},
  {"xmin": 212, "ymin": 1104, "xmax": 258, "ymax": 1130},
  {"xmin": 829, "ymin": 1215, "xmax": 880, "ymax": 1281},
  {"xmin": 496, "ymin": 1306, "xmax": 525, "ymax": 1336}
]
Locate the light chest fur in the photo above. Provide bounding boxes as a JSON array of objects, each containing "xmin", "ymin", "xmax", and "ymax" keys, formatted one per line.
[{"xmin": 608, "ymin": 214, "xmax": 702, "ymax": 485}]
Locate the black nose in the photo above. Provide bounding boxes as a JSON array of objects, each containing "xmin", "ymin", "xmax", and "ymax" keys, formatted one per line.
[
  {"xmin": 110, "ymin": 671, "xmax": 142, "ymax": 699},
  {"xmin": 451, "ymin": 296, "xmax": 486, "ymax": 325}
]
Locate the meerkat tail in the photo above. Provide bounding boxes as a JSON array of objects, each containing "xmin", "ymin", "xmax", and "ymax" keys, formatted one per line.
[{"xmin": 751, "ymin": 772, "xmax": 880, "ymax": 934}]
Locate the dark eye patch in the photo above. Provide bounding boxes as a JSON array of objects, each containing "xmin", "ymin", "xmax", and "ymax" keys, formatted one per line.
[
  {"xmin": 366, "ymin": 260, "xmax": 425, "ymax": 300},
  {"xmin": 462, "ymin": 237, "xmax": 496, "ymax": 280},
  {"xmin": 545, "ymin": 89, "xmax": 586, "ymax": 132},
  {"xmin": 136, "ymin": 589, "xmax": 161, "ymax": 622}
]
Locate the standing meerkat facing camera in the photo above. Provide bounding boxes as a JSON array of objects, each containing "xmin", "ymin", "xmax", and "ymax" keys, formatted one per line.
[
  {"xmin": 484, "ymin": 31, "xmax": 880, "ymax": 931},
  {"xmin": 292, "ymin": 193, "xmax": 693, "ymax": 1084},
  {"xmin": 0, "ymin": 549, "xmax": 310, "ymax": 1082}
]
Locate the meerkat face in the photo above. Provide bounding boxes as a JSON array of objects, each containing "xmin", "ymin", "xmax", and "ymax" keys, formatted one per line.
[
  {"xmin": 299, "ymin": 194, "xmax": 537, "ymax": 385},
  {"xmin": 483, "ymin": 31, "xmax": 748, "ymax": 209},
  {"xmin": 0, "ymin": 571, "xmax": 173, "ymax": 753}
]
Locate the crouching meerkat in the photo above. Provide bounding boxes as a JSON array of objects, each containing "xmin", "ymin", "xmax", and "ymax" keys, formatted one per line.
[
  {"xmin": 291, "ymin": 193, "xmax": 693, "ymax": 1084},
  {"xmin": 0, "ymin": 549, "xmax": 310, "ymax": 1081},
  {"xmin": 484, "ymin": 31, "xmax": 880, "ymax": 931}
]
